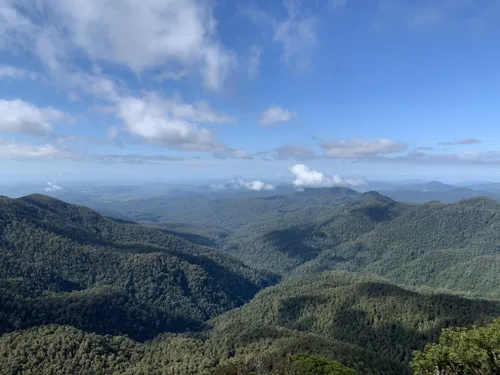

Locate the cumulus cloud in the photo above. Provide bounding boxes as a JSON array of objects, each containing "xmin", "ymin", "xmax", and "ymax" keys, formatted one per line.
[
  {"xmin": 259, "ymin": 105, "xmax": 296, "ymax": 127},
  {"xmin": 1, "ymin": 0, "xmax": 235, "ymax": 90},
  {"xmin": 0, "ymin": 2, "xmax": 244, "ymax": 156},
  {"xmin": 44, "ymin": 182, "xmax": 62, "ymax": 192},
  {"xmin": 438, "ymin": 138, "xmax": 481, "ymax": 146},
  {"xmin": 0, "ymin": 99, "xmax": 71, "ymax": 137},
  {"xmin": 231, "ymin": 178, "xmax": 275, "ymax": 191},
  {"xmin": 65, "ymin": 73, "xmax": 234, "ymax": 151},
  {"xmin": 288, "ymin": 164, "xmax": 365, "ymax": 188},
  {"xmin": 320, "ymin": 138, "xmax": 407, "ymax": 159},
  {"xmin": 115, "ymin": 93, "xmax": 222, "ymax": 151}
]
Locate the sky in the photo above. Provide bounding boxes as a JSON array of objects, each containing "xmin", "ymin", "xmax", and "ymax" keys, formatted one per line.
[{"xmin": 1, "ymin": 0, "xmax": 500, "ymax": 188}]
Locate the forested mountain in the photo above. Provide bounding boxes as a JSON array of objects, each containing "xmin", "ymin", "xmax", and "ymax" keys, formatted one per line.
[
  {"xmin": 1, "ymin": 271, "xmax": 499, "ymax": 375},
  {"xmin": 210, "ymin": 272, "xmax": 500, "ymax": 370},
  {"xmin": 2, "ymin": 192, "xmax": 500, "ymax": 374},
  {"xmin": 0, "ymin": 194, "xmax": 275, "ymax": 341},
  {"xmin": 120, "ymin": 188, "xmax": 500, "ymax": 297},
  {"xmin": 113, "ymin": 188, "xmax": 500, "ymax": 298}
]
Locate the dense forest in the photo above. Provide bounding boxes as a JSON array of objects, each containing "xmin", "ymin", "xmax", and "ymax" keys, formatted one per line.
[
  {"xmin": 0, "ymin": 194, "xmax": 275, "ymax": 341},
  {"xmin": 1, "ymin": 192, "xmax": 500, "ymax": 374},
  {"xmin": 99, "ymin": 188, "xmax": 500, "ymax": 297}
]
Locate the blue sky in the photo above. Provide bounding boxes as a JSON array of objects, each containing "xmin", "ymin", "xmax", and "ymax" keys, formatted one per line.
[{"xmin": 1, "ymin": 0, "xmax": 500, "ymax": 187}]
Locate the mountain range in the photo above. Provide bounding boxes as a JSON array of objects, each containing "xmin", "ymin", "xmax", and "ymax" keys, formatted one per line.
[{"xmin": 1, "ymin": 189, "xmax": 500, "ymax": 374}]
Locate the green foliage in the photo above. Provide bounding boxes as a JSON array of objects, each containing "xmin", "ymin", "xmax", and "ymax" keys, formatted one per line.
[
  {"xmin": 292, "ymin": 354, "xmax": 359, "ymax": 375},
  {"xmin": 411, "ymin": 319, "xmax": 500, "ymax": 375},
  {"xmin": 213, "ymin": 353, "xmax": 358, "ymax": 375},
  {"xmin": 209, "ymin": 271, "xmax": 500, "ymax": 373},
  {"xmin": 3, "ymin": 191, "xmax": 500, "ymax": 375},
  {"xmin": 97, "ymin": 188, "xmax": 500, "ymax": 298},
  {"xmin": 0, "ymin": 194, "xmax": 275, "ymax": 340}
]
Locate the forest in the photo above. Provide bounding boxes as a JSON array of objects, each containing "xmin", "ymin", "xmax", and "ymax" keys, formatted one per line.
[{"xmin": 1, "ymin": 191, "xmax": 500, "ymax": 374}]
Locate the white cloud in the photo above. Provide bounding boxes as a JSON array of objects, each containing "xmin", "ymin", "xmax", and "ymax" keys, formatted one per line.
[
  {"xmin": 0, "ymin": 99, "xmax": 71, "ymax": 137},
  {"xmin": 44, "ymin": 182, "xmax": 62, "ymax": 192},
  {"xmin": 320, "ymin": 138, "xmax": 407, "ymax": 159},
  {"xmin": 259, "ymin": 105, "xmax": 296, "ymax": 127},
  {"xmin": 231, "ymin": 178, "xmax": 275, "ymax": 191},
  {"xmin": 1, "ymin": 0, "xmax": 235, "ymax": 90},
  {"xmin": 248, "ymin": 45, "xmax": 263, "ymax": 79},
  {"xmin": 0, "ymin": 137, "xmax": 184, "ymax": 163},
  {"xmin": 0, "ymin": 65, "xmax": 38, "ymax": 80},
  {"xmin": 165, "ymin": 95, "xmax": 236, "ymax": 124},
  {"xmin": 0, "ymin": 138, "xmax": 62, "ymax": 159},
  {"xmin": 288, "ymin": 164, "xmax": 366, "ymax": 187},
  {"xmin": 60, "ymin": 71, "xmax": 235, "ymax": 151},
  {"xmin": 273, "ymin": 0, "xmax": 317, "ymax": 70},
  {"xmin": 115, "ymin": 93, "xmax": 220, "ymax": 151}
]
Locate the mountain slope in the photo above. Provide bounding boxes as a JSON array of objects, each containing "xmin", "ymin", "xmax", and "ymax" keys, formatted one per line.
[
  {"xmin": 90, "ymin": 188, "xmax": 500, "ymax": 297},
  {"xmin": 2, "ymin": 272, "xmax": 499, "ymax": 375},
  {"xmin": 294, "ymin": 196, "xmax": 500, "ymax": 296},
  {"xmin": 209, "ymin": 271, "xmax": 500, "ymax": 373},
  {"xmin": 0, "ymin": 194, "xmax": 276, "ymax": 340}
]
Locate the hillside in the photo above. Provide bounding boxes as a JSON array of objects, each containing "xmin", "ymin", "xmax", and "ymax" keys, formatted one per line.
[
  {"xmin": 295, "ymin": 196, "xmax": 500, "ymax": 296},
  {"xmin": 209, "ymin": 271, "xmax": 500, "ymax": 373},
  {"xmin": 132, "ymin": 188, "xmax": 500, "ymax": 297},
  {"xmin": 0, "ymin": 194, "xmax": 276, "ymax": 340},
  {"xmin": 82, "ymin": 188, "xmax": 500, "ymax": 298},
  {"xmin": 2, "ymin": 272, "xmax": 500, "ymax": 375},
  {"xmin": 2, "ymin": 193, "xmax": 500, "ymax": 374}
]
